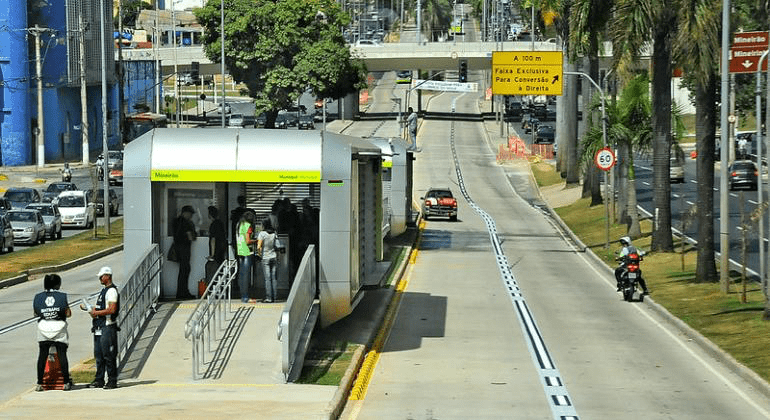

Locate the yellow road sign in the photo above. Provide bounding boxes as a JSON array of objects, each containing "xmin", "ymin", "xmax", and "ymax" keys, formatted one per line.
[{"xmin": 492, "ymin": 51, "xmax": 563, "ymax": 96}]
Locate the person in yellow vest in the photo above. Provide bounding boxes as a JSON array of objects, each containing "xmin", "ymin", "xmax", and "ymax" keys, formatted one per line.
[{"xmin": 236, "ymin": 211, "xmax": 257, "ymax": 303}]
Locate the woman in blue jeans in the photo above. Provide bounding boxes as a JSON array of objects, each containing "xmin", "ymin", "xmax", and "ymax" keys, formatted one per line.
[
  {"xmin": 236, "ymin": 211, "xmax": 257, "ymax": 303},
  {"xmin": 257, "ymin": 219, "xmax": 279, "ymax": 303}
]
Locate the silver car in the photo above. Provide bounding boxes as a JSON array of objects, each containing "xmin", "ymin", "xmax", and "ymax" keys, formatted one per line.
[
  {"xmin": 0, "ymin": 214, "xmax": 14, "ymax": 253},
  {"xmin": 6, "ymin": 209, "xmax": 46, "ymax": 245},
  {"xmin": 26, "ymin": 203, "xmax": 63, "ymax": 240}
]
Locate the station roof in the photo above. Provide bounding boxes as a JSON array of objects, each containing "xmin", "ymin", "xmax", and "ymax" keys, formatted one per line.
[{"xmin": 125, "ymin": 128, "xmax": 383, "ymax": 183}]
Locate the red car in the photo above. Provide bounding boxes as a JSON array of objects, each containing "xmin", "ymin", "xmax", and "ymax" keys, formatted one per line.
[{"xmin": 421, "ymin": 187, "xmax": 458, "ymax": 221}]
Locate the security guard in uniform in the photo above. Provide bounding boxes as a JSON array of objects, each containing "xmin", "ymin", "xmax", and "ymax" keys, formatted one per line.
[{"xmin": 83, "ymin": 266, "xmax": 120, "ymax": 389}]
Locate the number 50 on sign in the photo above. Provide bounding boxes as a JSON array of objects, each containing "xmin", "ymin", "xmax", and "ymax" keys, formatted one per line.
[{"xmin": 595, "ymin": 147, "xmax": 616, "ymax": 171}]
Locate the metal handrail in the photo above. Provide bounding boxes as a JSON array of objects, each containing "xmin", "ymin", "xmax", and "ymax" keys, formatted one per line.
[
  {"xmin": 183, "ymin": 258, "xmax": 237, "ymax": 379},
  {"xmin": 116, "ymin": 244, "xmax": 162, "ymax": 368}
]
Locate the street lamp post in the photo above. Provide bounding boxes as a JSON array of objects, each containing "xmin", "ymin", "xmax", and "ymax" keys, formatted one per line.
[
  {"xmin": 757, "ymin": 50, "xmax": 768, "ymax": 285},
  {"xmin": 566, "ymin": 71, "xmax": 611, "ymax": 248}
]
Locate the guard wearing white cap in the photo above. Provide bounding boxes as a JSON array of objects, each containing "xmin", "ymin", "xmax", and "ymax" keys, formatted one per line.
[{"xmin": 84, "ymin": 266, "xmax": 120, "ymax": 389}]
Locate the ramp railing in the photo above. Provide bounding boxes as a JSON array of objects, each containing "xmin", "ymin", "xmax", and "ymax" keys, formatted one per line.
[
  {"xmin": 278, "ymin": 245, "xmax": 319, "ymax": 382},
  {"xmin": 116, "ymin": 244, "xmax": 162, "ymax": 366},
  {"xmin": 183, "ymin": 258, "xmax": 238, "ymax": 379}
]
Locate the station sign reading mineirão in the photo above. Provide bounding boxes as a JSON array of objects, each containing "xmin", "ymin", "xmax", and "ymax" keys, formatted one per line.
[{"xmin": 492, "ymin": 51, "xmax": 563, "ymax": 96}]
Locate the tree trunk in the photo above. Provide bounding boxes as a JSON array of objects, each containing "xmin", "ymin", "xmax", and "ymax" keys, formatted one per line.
[
  {"xmin": 650, "ymin": 22, "xmax": 674, "ymax": 252},
  {"xmin": 695, "ymin": 77, "xmax": 718, "ymax": 282},
  {"xmin": 627, "ymin": 178, "xmax": 642, "ymax": 238}
]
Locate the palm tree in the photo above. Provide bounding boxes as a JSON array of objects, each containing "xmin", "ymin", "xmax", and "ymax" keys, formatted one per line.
[
  {"xmin": 611, "ymin": 0, "xmax": 677, "ymax": 251},
  {"xmin": 569, "ymin": 0, "xmax": 614, "ymax": 207},
  {"xmin": 673, "ymin": 0, "xmax": 720, "ymax": 282},
  {"xmin": 420, "ymin": 0, "xmax": 452, "ymax": 41},
  {"xmin": 580, "ymin": 74, "xmax": 652, "ymax": 238}
]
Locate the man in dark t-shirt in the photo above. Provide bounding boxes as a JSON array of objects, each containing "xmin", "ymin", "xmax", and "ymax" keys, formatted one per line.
[{"xmin": 174, "ymin": 205, "xmax": 197, "ymax": 299}]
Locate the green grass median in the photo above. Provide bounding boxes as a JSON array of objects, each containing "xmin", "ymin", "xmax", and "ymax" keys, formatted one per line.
[
  {"xmin": 531, "ymin": 161, "xmax": 770, "ymax": 384},
  {"xmin": 0, "ymin": 219, "xmax": 123, "ymax": 281}
]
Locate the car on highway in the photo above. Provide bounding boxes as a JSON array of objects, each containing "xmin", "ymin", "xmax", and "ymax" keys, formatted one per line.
[
  {"xmin": 0, "ymin": 214, "xmax": 14, "ymax": 253},
  {"xmin": 670, "ymin": 156, "xmax": 685, "ymax": 184},
  {"xmin": 522, "ymin": 116, "xmax": 539, "ymax": 134},
  {"xmin": 6, "ymin": 209, "xmax": 46, "ymax": 245},
  {"xmin": 87, "ymin": 188, "xmax": 120, "ymax": 217},
  {"xmin": 274, "ymin": 113, "xmax": 289, "ymax": 129},
  {"xmin": 535, "ymin": 125, "xmax": 555, "ymax": 144},
  {"xmin": 728, "ymin": 160, "xmax": 758, "ymax": 191},
  {"xmin": 3, "ymin": 187, "xmax": 42, "ymax": 209},
  {"xmin": 298, "ymin": 115, "xmax": 315, "ymax": 130},
  {"xmin": 420, "ymin": 187, "xmax": 458, "ymax": 221},
  {"xmin": 25, "ymin": 202, "xmax": 63, "ymax": 240},
  {"xmin": 228, "ymin": 113, "xmax": 245, "ymax": 128},
  {"xmin": 42, "ymin": 181, "xmax": 79, "ymax": 203},
  {"xmin": 57, "ymin": 191, "xmax": 95, "ymax": 228}
]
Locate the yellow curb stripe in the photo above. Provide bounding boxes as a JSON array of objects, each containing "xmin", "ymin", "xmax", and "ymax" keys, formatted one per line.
[{"xmin": 349, "ymin": 222, "xmax": 424, "ymax": 401}]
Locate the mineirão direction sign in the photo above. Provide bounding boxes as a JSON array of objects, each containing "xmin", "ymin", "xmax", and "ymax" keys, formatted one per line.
[{"xmin": 729, "ymin": 31, "xmax": 770, "ymax": 73}]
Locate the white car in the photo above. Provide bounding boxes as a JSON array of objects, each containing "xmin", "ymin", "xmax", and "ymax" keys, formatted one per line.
[{"xmin": 57, "ymin": 191, "xmax": 95, "ymax": 228}]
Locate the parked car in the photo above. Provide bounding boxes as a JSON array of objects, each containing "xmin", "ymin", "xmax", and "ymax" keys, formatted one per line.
[
  {"xmin": 396, "ymin": 70, "xmax": 412, "ymax": 84},
  {"xmin": 87, "ymin": 188, "xmax": 120, "ymax": 216},
  {"xmin": 57, "ymin": 191, "xmax": 95, "ymax": 228},
  {"xmin": 3, "ymin": 188, "xmax": 42, "ymax": 209},
  {"xmin": 0, "ymin": 197, "xmax": 12, "ymax": 216},
  {"xmin": 6, "ymin": 209, "xmax": 46, "ymax": 245},
  {"xmin": 535, "ymin": 125, "xmax": 555, "ymax": 144},
  {"xmin": 298, "ymin": 115, "xmax": 315, "ymax": 130},
  {"xmin": 255, "ymin": 113, "xmax": 267, "ymax": 128},
  {"xmin": 0, "ymin": 214, "xmax": 13, "ymax": 253},
  {"xmin": 42, "ymin": 182, "xmax": 79, "ymax": 203},
  {"xmin": 25, "ymin": 202, "xmax": 63, "ymax": 240},
  {"xmin": 728, "ymin": 160, "xmax": 759, "ymax": 191},
  {"xmin": 420, "ymin": 187, "xmax": 458, "ymax": 221},
  {"xmin": 670, "ymin": 156, "xmax": 685, "ymax": 184}
]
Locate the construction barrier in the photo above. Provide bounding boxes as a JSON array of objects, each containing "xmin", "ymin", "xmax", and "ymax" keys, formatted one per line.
[{"xmin": 41, "ymin": 347, "xmax": 67, "ymax": 390}]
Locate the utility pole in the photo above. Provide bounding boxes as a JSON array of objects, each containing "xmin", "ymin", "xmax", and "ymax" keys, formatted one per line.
[
  {"xmin": 719, "ymin": 0, "xmax": 730, "ymax": 292},
  {"xmin": 172, "ymin": 3, "xmax": 180, "ymax": 127},
  {"xmin": 118, "ymin": 0, "xmax": 125, "ymax": 143},
  {"xmin": 154, "ymin": 0, "xmax": 160, "ymax": 113},
  {"xmin": 32, "ymin": 25, "xmax": 46, "ymax": 168},
  {"xmin": 79, "ymin": 14, "xmax": 89, "ymax": 165},
  {"xmin": 221, "ymin": 0, "xmax": 226, "ymax": 128},
  {"xmin": 100, "ymin": 0, "xmax": 110, "ymax": 236}
]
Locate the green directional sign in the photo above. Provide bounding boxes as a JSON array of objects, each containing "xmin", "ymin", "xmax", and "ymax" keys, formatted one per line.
[{"xmin": 492, "ymin": 51, "xmax": 563, "ymax": 96}]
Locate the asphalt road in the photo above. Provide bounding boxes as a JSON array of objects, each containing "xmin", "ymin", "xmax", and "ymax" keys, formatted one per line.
[
  {"xmin": 0, "ymin": 252, "xmax": 124, "ymax": 402},
  {"xmin": 340, "ymin": 79, "xmax": 770, "ymax": 418}
]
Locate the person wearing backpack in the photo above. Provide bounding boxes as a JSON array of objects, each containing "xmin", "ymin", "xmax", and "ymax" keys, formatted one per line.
[
  {"xmin": 257, "ymin": 219, "xmax": 279, "ymax": 303},
  {"xmin": 33, "ymin": 273, "xmax": 72, "ymax": 391}
]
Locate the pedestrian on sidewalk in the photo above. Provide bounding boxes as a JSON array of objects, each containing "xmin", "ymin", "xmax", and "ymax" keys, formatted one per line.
[
  {"xmin": 33, "ymin": 273, "xmax": 72, "ymax": 391},
  {"xmin": 82, "ymin": 266, "xmax": 120, "ymax": 390}
]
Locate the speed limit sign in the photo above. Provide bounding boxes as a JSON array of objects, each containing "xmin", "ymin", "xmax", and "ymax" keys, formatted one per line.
[{"xmin": 595, "ymin": 147, "xmax": 616, "ymax": 171}]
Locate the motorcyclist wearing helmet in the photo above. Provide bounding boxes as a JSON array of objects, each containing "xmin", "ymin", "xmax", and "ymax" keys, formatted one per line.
[
  {"xmin": 614, "ymin": 236, "xmax": 649, "ymax": 294},
  {"xmin": 60, "ymin": 162, "xmax": 72, "ymax": 182}
]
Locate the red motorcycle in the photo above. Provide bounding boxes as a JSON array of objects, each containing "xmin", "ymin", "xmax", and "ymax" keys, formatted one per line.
[{"xmin": 617, "ymin": 251, "xmax": 644, "ymax": 302}]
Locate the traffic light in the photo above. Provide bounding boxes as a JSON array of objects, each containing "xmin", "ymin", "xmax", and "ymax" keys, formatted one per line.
[{"xmin": 459, "ymin": 60, "xmax": 468, "ymax": 83}]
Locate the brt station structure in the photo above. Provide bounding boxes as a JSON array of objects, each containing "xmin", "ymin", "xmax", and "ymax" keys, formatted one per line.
[{"xmin": 120, "ymin": 128, "xmax": 414, "ymax": 379}]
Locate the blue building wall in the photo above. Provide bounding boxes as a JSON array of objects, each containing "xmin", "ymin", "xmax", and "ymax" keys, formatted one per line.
[
  {"xmin": 0, "ymin": 0, "xmax": 31, "ymax": 166},
  {"xmin": 0, "ymin": 0, "xmax": 154, "ymax": 167}
]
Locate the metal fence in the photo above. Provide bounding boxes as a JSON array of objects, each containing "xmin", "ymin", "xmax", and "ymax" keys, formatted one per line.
[
  {"xmin": 183, "ymin": 258, "xmax": 237, "ymax": 379},
  {"xmin": 116, "ymin": 244, "xmax": 162, "ymax": 366},
  {"xmin": 278, "ymin": 245, "xmax": 319, "ymax": 382}
]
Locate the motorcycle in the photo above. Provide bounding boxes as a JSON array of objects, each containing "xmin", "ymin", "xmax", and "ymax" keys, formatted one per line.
[{"xmin": 617, "ymin": 250, "xmax": 644, "ymax": 302}]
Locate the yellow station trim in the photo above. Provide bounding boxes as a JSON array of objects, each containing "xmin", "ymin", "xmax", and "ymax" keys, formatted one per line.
[{"xmin": 151, "ymin": 169, "xmax": 321, "ymax": 183}]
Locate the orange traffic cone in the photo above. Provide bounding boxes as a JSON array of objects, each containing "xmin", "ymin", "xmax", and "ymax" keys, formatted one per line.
[{"xmin": 41, "ymin": 347, "xmax": 66, "ymax": 390}]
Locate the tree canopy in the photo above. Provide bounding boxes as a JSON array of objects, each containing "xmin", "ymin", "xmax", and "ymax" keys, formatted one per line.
[{"xmin": 195, "ymin": 0, "xmax": 368, "ymax": 116}]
